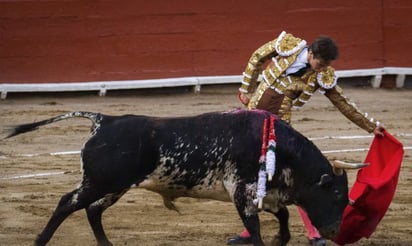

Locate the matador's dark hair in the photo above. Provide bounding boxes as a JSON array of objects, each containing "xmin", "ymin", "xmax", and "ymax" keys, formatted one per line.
[{"xmin": 309, "ymin": 36, "xmax": 339, "ymax": 61}]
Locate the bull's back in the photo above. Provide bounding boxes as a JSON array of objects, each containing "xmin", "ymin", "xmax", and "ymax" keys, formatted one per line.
[{"xmin": 81, "ymin": 111, "xmax": 265, "ymax": 196}]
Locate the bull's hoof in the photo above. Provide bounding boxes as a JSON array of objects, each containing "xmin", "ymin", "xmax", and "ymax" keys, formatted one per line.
[
  {"xmin": 33, "ymin": 235, "xmax": 46, "ymax": 246},
  {"xmin": 97, "ymin": 242, "xmax": 113, "ymax": 246},
  {"xmin": 227, "ymin": 234, "xmax": 253, "ymax": 245},
  {"xmin": 270, "ymin": 233, "xmax": 290, "ymax": 246},
  {"xmin": 309, "ymin": 237, "xmax": 326, "ymax": 246}
]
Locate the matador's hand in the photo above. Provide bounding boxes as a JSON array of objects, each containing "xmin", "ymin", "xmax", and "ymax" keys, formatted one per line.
[
  {"xmin": 373, "ymin": 124, "xmax": 386, "ymax": 137},
  {"xmin": 238, "ymin": 92, "xmax": 250, "ymax": 106}
]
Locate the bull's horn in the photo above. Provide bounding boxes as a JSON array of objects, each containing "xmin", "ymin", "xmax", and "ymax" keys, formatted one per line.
[
  {"xmin": 332, "ymin": 160, "xmax": 369, "ymax": 169},
  {"xmin": 330, "ymin": 160, "xmax": 369, "ymax": 176}
]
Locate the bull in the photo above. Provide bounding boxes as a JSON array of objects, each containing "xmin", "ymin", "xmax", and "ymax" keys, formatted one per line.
[{"xmin": 5, "ymin": 109, "xmax": 361, "ymax": 246}]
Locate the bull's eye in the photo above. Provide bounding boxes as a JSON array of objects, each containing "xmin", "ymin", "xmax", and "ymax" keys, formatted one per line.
[{"xmin": 334, "ymin": 189, "xmax": 342, "ymax": 200}]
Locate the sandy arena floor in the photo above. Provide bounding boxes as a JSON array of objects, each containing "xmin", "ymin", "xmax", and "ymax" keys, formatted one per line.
[{"xmin": 0, "ymin": 84, "xmax": 411, "ymax": 245}]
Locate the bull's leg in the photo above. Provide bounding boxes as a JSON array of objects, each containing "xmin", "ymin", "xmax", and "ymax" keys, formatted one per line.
[
  {"xmin": 86, "ymin": 189, "xmax": 129, "ymax": 246},
  {"xmin": 34, "ymin": 184, "xmax": 109, "ymax": 246},
  {"xmin": 34, "ymin": 190, "xmax": 79, "ymax": 246},
  {"xmin": 234, "ymin": 183, "xmax": 264, "ymax": 246},
  {"xmin": 264, "ymin": 207, "xmax": 290, "ymax": 246}
]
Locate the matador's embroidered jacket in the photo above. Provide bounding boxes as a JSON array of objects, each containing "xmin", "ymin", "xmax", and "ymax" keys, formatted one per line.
[{"xmin": 239, "ymin": 31, "xmax": 379, "ymax": 133}]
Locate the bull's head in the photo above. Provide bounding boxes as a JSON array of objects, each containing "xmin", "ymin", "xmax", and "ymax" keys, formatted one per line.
[{"xmin": 297, "ymin": 160, "xmax": 367, "ymax": 239}]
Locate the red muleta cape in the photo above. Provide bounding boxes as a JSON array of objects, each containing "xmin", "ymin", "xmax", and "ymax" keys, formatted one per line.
[{"xmin": 332, "ymin": 131, "xmax": 404, "ymax": 245}]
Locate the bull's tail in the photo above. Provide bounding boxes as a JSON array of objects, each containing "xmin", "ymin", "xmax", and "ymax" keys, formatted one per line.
[{"xmin": 5, "ymin": 111, "xmax": 102, "ymax": 139}]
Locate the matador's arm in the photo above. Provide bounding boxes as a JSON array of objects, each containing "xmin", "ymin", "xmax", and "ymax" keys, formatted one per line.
[
  {"xmin": 239, "ymin": 40, "xmax": 278, "ymax": 94},
  {"xmin": 325, "ymin": 85, "xmax": 379, "ymax": 133}
]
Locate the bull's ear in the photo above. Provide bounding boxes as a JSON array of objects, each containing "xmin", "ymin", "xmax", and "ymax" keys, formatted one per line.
[{"xmin": 317, "ymin": 174, "xmax": 332, "ymax": 186}]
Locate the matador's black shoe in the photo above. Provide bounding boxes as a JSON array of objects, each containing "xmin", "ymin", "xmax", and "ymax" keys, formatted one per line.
[{"xmin": 227, "ymin": 235, "xmax": 253, "ymax": 245}]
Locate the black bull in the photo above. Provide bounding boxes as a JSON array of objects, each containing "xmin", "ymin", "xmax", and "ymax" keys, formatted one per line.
[{"xmin": 6, "ymin": 109, "xmax": 349, "ymax": 246}]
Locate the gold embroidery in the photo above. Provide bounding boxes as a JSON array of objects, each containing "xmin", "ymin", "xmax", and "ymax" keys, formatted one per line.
[
  {"xmin": 248, "ymin": 82, "xmax": 270, "ymax": 109},
  {"xmin": 326, "ymin": 85, "xmax": 377, "ymax": 133},
  {"xmin": 274, "ymin": 31, "xmax": 307, "ymax": 57},
  {"xmin": 239, "ymin": 32, "xmax": 305, "ymax": 94},
  {"xmin": 317, "ymin": 67, "xmax": 338, "ymax": 89}
]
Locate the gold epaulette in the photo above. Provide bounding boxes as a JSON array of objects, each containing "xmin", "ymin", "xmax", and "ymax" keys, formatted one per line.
[
  {"xmin": 269, "ymin": 31, "xmax": 307, "ymax": 78},
  {"xmin": 274, "ymin": 31, "xmax": 307, "ymax": 57},
  {"xmin": 292, "ymin": 67, "xmax": 337, "ymax": 109},
  {"xmin": 317, "ymin": 66, "xmax": 338, "ymax": 89}
]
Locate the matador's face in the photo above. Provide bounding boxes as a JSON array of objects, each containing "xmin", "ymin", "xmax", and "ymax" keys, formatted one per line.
[{"xmin": 308, "ymin": 50, "xmax": 331, "ymax": 72}]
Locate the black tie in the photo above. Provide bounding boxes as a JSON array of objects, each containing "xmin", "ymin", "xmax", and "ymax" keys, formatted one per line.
[{"xmin": 289, "ymin": 63, "xmax": 310, "ymax": 77}]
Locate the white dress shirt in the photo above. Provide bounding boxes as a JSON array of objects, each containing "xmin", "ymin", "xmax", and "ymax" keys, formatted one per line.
[{"xmin": 285, "ymin": 47, "xmax": 309, "ymax": 75}]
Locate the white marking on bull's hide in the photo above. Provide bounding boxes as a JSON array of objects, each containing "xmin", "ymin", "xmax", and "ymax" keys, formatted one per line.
[
  {"xmin": 281, "ymin": 168, "xmax": 294, "ymax": 187},
  {"xmin": 244, "ymin": 183, "xmax": 258, "ymax": 216},
  {"xmin": 71, "ymin": 193, "xmax": 79, "ymax": 205},
  {"xmin": 221, "ymin": 161, "xmax": 238, "ymax": 200},
  {"xmin": 77, "ymin": 113, "xmax": 101, "ymax": 174},
  {"xmin": 158, "ymin": 155, "xmax": 175, "ymax": 166},
  {"xmin": 72, "ymin": 112, "xmax": 102, "ymax": 137},
  {"xmin": 138, "ymin": 157, "xmax": 234, "ymax": 202},
  {"xmin": 90, "ymin": 193, "xmax": 115, "ymax": 209},
  {"xmin": 138, "ymin": 135, "xmax": 236, "ymax": 205},
  {"xmin": 223, "ymin": 180, "xmax": 237, "ymax": 201},
  {"xmin": 79, "ymin": 153, "xmax": 85, "ymax": 174},
  {"xmin": 71, "ymin": 182, "xmax": 88, "ymax": 204}
]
